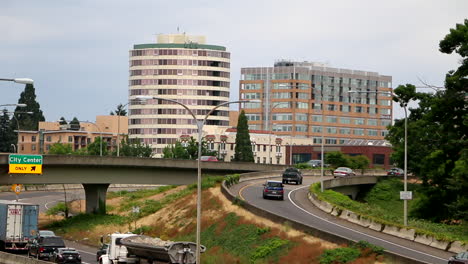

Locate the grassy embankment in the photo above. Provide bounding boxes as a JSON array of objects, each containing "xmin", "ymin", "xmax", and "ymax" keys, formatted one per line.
[
  {"xmin": 310, "ymin": 178, "xmax": 468, "ymax": 243},
  {"xmin": 42, "ymin": 175, "xmax": 385, "ymax": 263}
]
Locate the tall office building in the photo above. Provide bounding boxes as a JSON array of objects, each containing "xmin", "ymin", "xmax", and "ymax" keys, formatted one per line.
[
  {"xmin": 128, "ymin": 34, "xmax": 231, "ymax": 156},
  {"xmin": 239, "ymin": 61, "xmax": 392, "ymax": 145}
]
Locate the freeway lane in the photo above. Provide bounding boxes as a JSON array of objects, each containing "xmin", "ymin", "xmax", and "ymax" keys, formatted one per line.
[{"xmin": 240, "ymin": 176, "xmax": 452, "ymax": 264}]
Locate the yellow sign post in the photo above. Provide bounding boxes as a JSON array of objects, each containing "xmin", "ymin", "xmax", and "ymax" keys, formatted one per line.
[
  {"xmin": 8, "ymin": 154, "xmax": 43, "ymax": 174},
  {"xmin": 11, "ymin": 184, "xmax": 22, "ymax": 195}
]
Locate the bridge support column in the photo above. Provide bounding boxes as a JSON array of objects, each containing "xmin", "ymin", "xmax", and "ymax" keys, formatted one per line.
[{"xmin": 83, "ymin": 184, "xmax": 109, "ymax": 214}]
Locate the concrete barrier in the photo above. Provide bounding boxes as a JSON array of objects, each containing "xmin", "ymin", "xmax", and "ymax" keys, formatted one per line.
[
  {"xmin": 0, "ymin": 251, "xmax": 49, "ymax": 264},
  {"xmin": 307, "ymin": 189, "xmax": 467, "ymax": 254}
]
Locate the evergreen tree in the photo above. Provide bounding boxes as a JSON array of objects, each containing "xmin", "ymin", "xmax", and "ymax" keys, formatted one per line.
[
  {"xmin": 59, "ymin": 117, "xmax": 68, "ymax": 125},
  {"xmin": 10, "ymin": 83, "xmax": 45, "ymax": 132},
  {"xmin": 69, "ymin": 117, "xmax": 80, "ymax": 131},
  {"xmin": 0, "ymin": 109, "xmax": 16, "ymax": 152},
  {"xmin": 110, "ymin": 104, "xmax": 127, "ymax": 116},
  {"xmin": 233, "ymin": 110, "xmax": 254, "ymax": 162}
]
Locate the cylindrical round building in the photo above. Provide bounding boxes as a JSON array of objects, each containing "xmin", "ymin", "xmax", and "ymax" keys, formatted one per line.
[{"xmin": 128, "ymin": 34, "xmax": 231, "ymax": 156}]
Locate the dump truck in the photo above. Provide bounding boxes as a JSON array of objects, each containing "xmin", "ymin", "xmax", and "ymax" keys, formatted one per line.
[
  {"xmin": 100, "ymin": 233, "xmax": 205, "ymax": 264},
  {"xmin": 121, "ymin": 235, "xmax": 206, "ymax": 264},
  {"xmin": 0, "ymin": 200, "xmax": 39, "ymax": 251}
]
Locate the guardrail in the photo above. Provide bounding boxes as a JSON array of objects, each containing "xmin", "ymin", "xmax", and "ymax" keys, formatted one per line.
[{"xmin": 0, "ymin": 251, "xmax": 48, "ymax": 264}]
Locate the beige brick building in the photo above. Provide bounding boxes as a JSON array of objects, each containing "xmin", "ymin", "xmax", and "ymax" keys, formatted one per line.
[{"xmin": 16, "ymin": 115, "xmax": 128, "ymax": 154}]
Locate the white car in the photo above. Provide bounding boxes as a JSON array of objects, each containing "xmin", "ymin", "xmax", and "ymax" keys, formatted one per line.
[{"xmin": 333, "ymin": 167, "xmax": 356, "ymax": 178}]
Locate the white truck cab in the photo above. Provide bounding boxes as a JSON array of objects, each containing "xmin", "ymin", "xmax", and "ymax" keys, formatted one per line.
[{"xmin": 100, "ymin": 233, "xmax": 139, "ymax": 264}]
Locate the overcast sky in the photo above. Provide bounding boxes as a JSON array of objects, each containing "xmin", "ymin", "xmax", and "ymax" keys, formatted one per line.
[{"xmin": 1, "ymin": 0, "xmax": 466, "ymax": 122}]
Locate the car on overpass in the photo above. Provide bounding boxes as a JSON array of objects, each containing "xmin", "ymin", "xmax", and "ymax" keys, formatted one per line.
[
  {"xmin": 333, "ymin": 167, "xmax": 356, "ymax": 178},
  {"xmin": 282, "ymin": 167, "xmax": 303, "ymax": 185},
  {"xmin": 387, "ymin": 168, "xmax": 404, "ymax": 176}
]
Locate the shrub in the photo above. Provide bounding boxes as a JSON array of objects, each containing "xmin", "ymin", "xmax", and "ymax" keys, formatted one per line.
[
  {"xmin": 46, "ymin": 202, "xmax": 68, "ymax": 216},
  {"xmin": 295, "ymin": 163, "xmax": 312, "ymax": 169},
  {"xmin": 353, "ymin": 240, "xmax": 385, "ymax": 256},
  {"xmin": 319, "ymin": 247, "xmax": 360, "ymax": 264},
  {"xmin": 225, "ymin": 174, "xmax": 240, "ymax": 187},
  {"xmin": 250, "ymin": 238, "xmax": 289, "ymax": 262}
]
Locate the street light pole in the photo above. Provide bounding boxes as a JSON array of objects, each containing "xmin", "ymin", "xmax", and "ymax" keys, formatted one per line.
[
  {"xmin": 7, "ymin": 111, "xmax": 33, "ymax": 153},
  {"xmin": 349, "ymin": 90, "xmax": 408, "ymax": 225},
  {"xmin": 0, "ymin": 78, "xmax": 34, "ymax": 84},
  {"xmin": 116, "ymin": 102, "xmax": 130, "ymax": 157},
  {"xmin": 136, "ymin": 95, "xmax": 258, "ymax": 263},
  {"xmin": 268, "ymin": 103, "xmax": 285, "ymax": 164}
]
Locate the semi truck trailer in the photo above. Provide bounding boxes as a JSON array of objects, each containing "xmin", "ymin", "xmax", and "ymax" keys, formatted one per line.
[{"xmin": 0, "ymin": 200, "xmax": 39, "ymax": 251}]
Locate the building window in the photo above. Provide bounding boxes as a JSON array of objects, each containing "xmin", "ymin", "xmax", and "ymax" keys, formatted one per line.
[
  {"xmin": 380, "ymin": 119, "xmax": 392, "ymax": 127},
  {"xmin": 326, "ymin": 127, "xmax": 337, "ymax": 134},
  {"xmin": 273, "ymin": 92, "xmax": 292, "ymax": 99},
  {"xmin": 263, "ymin": 145, "xmax": 266, "ymax": 151},
  {"xmin": 340, "ymin": 117, "xmax": 351, "ymax": 124},
  {"xmin": 21, "ymin": 136, "xmax": 24, "ymax": 142},
  {"xmin": 340, "ymin": 105, "xmax": 350, "ymax": 112},
  {"xmin": 354, "ymin": 118, "xmax": 365, "ymax": 125},
  {"xmin": 339, "ymin": 128, "xmax": 351, "ymax": 134},
  {"xmin": 295, "ymin": 113, "xmax": 307, "ymax": 121},
  {"xmin": 273, "ymin": 113, "xmax": 292, "ymax": 121},
  {"xmin": 326, "ymin": 138, "xmax": 337, "ymax": 144},
  {"xmin": 354, "ymin": 129, "xmax": 364, "ymax": 136},
  {"xmin": 295, "ymin": 125, "xmax": 308, "ymax": 132},
  {"xmin": 312, "ymin": 115, "xmax": 322, "ymax": 122},
  {"xmin": 312, "ymin": 126, "xmax": 322, "ymax": 133},
  {"xmin": 246, "ymin": 114, "xmax": 261, "ymax": 121},
  {"xmin": 68, "ymin": 136, "xmax": 73, "ymax": 142},
  {"xmin": 263, "ymin": 157, "xmax": 266, "ymax": 164},
  {"xmin": 32, "ymin": 144, "xmax": 36, "ymax": 151},
  {"xmin": 326, "ymin": 116, "xmax": 337, "ymax": 123},
  {"xmin": 373, "ymin": 154, "xmax": 385, "ymax": 165},
  {"xmin": 367, "ymin": 119, "xmax": 378, "ymax": 126},
  {"xmin": 31, "ymin": 136, "xmax": 36, "ymax": 142},
  {"xmin": 368, "ymin": 129, "xmax": 378, "ymax": 136},
  {"xmin": 243, "ymin": 93, "xmax": 261, "ymax": 99},
  {"xmin": 257, "ymin": 157, "xmax": 260, "ymax": 163},
  {"xmin": 296, "ymin": 102, "xmax": 308, "ymax": 109},
  {"xmin": 46, "ymin": 136, "xmax": 52, "ymax": 142},
  {"xmin": 46, "ymin": 144, "xmax": 50, "ymax": 151}
]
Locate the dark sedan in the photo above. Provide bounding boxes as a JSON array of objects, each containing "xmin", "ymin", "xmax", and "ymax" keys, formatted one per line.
[{"xmin": 51, "ymin": 248, "xmax": 81, "ymax": 264}]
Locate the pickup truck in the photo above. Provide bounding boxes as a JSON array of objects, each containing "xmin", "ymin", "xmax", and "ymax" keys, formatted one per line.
[{"xmin": 282, "ymin": 168, "xmax": 303, "ymax": 185}]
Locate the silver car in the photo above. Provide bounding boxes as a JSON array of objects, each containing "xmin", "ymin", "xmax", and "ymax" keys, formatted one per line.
[{"xmin": 333, "ymin": 167, "xmax": 356, "ymax": 178}]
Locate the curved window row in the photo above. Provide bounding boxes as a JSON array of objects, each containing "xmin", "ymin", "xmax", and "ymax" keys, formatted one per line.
[
  {"xmin": 131, "ymin": 49, "xmax": 230, "ymax": 59},
  {"xmin": 129, "ymin": 89, "xmax": 229, "ymax": 97},
  {"xmin": 130, "ymin": 108, "xmax": 229, "ymax": 116},
  {"xmin": 129, "ymin": 128, "xmax": 198, "ymax": 135},
  {"xmin": 130, "ymin": 118, "xmax": 228, "ymax": 126},
  {"xmin": 130, "ymin": 59, "xmax": 230, "ymax": 68},
  {"xmin": 130, "ymin": 79, "xmax": 229, "ymax": 88},
  {"xmin": 130, "ymin": 69, "xmax": 230, "ymax": 78}
]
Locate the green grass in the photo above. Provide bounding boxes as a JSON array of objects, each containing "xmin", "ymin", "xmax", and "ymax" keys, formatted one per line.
[
  {"xmin": 310, "ymin": 179, "xmax": 468, "ymax": 242},
  {"xmin": 175, "ymin": 212, "xmax": 291, "ymax": 263},
  {"xmin": 107, "ymin": 185, "xmax": 176, "ymax": 200},
  {"xmin": 45, "ymin": 213, "xmax": 127, "ymax": 233}
]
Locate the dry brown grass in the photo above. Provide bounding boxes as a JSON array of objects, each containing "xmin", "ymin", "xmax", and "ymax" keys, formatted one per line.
[{"xmin": 50, "ymin": 184, "xmax": 386, "ymax": 263}]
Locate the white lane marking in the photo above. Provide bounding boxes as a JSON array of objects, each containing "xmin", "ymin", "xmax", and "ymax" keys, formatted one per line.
[{"xmin": 287, "ymin": 185, "xmax": 447, "ymax": 262}]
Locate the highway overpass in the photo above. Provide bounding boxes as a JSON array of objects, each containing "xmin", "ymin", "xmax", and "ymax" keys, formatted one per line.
[{"xmin": 0, "ymin": 154, "xmax": 285, "ymax": 213}]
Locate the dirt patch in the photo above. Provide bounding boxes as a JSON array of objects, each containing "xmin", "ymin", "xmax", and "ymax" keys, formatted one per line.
[{"xmin": 209, "ymin": 187, "xmax": 337, "ymax": 249}]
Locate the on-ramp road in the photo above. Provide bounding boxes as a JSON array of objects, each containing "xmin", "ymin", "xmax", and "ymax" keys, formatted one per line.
[{"xmin": 238, "ymin": 176, "xmax": 452, "ymax": 264}]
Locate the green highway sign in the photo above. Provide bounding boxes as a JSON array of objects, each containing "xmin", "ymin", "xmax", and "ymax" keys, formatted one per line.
[{"xmin": 9, "ymin": 154, "xmax": 43, "ymax": 174}]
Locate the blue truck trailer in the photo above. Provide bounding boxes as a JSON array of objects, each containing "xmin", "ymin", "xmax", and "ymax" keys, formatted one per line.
[{"xmin": 0, "ymin": 200, "xmax": 39, "ymax": 251}]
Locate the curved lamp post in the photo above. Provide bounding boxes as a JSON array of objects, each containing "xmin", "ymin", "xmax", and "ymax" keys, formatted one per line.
[
  {"xmin": 0, "ymin": 78, "xmax": 34, "ymax": 85},
  {"xmin": 6, "ymin": 111, "xmax": 33, "ymax": 153},
  {"xmin": 116, "ymin": 102, "xmax": 130, "ymax": 157},
  {"xmin": 0, "ymin": 104, "xmax": 27, "ymax": 108},
  {"xmin": 136, "ymin": 95, "xmax": 259, "ymax": 263}
]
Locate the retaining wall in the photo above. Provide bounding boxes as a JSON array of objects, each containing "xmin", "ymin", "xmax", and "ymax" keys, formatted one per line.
[{"xmin": 0, "ymin": 251, "xmax": 48, "ymax": 264}]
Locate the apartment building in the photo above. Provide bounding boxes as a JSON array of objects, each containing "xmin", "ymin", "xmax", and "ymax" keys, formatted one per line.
[
  {"xmin": 239, "ymin": 61, "xmax": 393, "ymax": 145},
  {"xmin": 16, "ymin": 115, "xmax": 127, "ymax": 154},
  {"xmin": 128, "ymin": 34, "xmax": 231, "ymax": 157}
]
